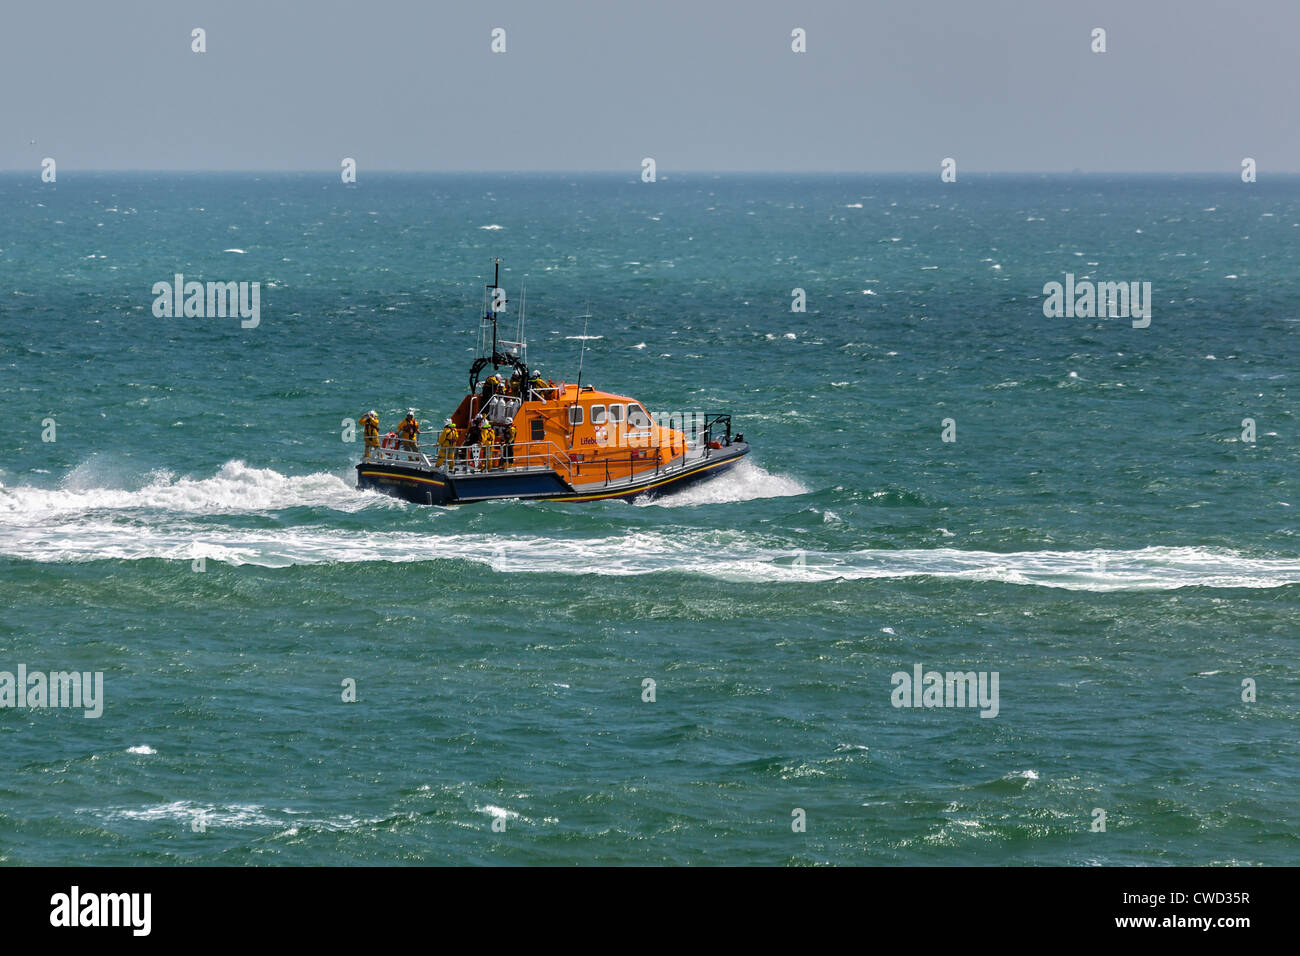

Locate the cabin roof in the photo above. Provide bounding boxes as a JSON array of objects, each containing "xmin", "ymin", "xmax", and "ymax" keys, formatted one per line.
[{"xmin": 551, "ymin": 384, "xmax": 642, "ymax": 405}]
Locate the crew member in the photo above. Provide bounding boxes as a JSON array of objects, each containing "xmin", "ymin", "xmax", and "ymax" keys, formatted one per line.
[
  {"xmin": 397, "ymin": 410, "xmax": 420, "ymax": 455},
  {"xmin": 499, "ymin": 419, "xmax": 516, "ymax": 467},
  {"xmin": 358, "ymin": 410, "xmax": 380, "ymax": 459},
  {"xmin": 480, "ymin": 373, "xmax": 504, "ymax": 403},
  {"xmin": 478, "ymin": 417, "xmax": 495, "ymax": 471},
  {"xmin": 435, "ymin": 418, "xmax": 459, "ymax": 468},
  {"xmin": 528, "ymin": 372, "xmax": 547, "ymax": 400}
]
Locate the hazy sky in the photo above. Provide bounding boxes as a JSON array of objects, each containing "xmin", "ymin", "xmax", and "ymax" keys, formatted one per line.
[{"xmin": 3, "ymin": 0, "xmax": 1297, "ymax": 173}]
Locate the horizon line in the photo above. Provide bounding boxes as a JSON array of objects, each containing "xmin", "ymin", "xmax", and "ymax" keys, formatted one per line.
[{"xmin": 1, "ymin": 168, "xmax": 1292, "ymax": 177}]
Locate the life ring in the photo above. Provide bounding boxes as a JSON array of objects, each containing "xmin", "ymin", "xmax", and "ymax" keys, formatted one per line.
[{"xmin": 381, "ymin": 432, "xmax": 399, "ymax": 450}]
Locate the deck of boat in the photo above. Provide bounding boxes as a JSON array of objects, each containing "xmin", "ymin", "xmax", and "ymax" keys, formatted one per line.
[{"xmin": 356, "ymin": 439, "xmax": 749, "ymax": 505}]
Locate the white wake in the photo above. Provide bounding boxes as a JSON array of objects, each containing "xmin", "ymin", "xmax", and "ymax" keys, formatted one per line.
[{"xmin": 3, "ymin": 462, "xmax": 1297, "ymax": 590}]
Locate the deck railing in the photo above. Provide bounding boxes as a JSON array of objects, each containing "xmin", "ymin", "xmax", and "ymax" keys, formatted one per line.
[
  {"xmin": 363, "ymin": 438, "xmax": 714, "ymax": 484},
  {"xmin": 362, "ymin": 423, "xmax": 736, "ymax": 485},
  {"xmin": 436, "ymin": 438, "xmax": 578, "ymax": 481},
  {"xmin": 359, "ymin": 441, "xmax": 434, "ymax": 468}
]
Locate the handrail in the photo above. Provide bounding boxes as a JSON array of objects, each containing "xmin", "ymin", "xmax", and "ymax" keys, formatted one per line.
[
  {"xmin": 360, "ymin": 442, "xmax": 435, "ymax": 467},
  {"xmin": 475, "ymin": 385, "xmax": 562, "ymax": 402},
  {"xmin": 701, "ymin": 413, "xmax": 733, "ymax": 454},
  {"xmin": 439, "ymin": 438, "xmax": 577, "ymax": 481}
]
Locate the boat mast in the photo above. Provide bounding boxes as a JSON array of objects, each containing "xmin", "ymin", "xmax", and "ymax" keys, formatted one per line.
[{"xmin": 488, "ymin": 258, "xmax": 500, "ymax": 367}]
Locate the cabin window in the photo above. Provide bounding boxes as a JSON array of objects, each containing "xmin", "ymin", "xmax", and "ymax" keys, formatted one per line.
[
  {"xmin": 590, "ymin": 405, "xmax": 607, "ymax": 425},
  {"xmin": 568, "ymin": 405, "xmax": 584, "ymax": 426},
  {"xmin": 608, "ymin": 404, "xmax": 624, "ymax": 423},
  {"xmin": 530, "ymin": 418, "xmax": 544, "ymax": 442},
  {"xmin": 627, "ymin": 404, "xmax": 652, "ymax": 429}
]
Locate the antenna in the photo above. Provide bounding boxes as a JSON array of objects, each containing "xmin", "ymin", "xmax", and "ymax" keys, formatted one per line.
[
  {"xmin": 562, "ymin": 304, "xmax": 593, "ymax": 450},
  {"xmin": 575, "ymin": 313, "xmax": 590, "ymax": 391},
  {"xmin": 573, "ymin": 297, "xmax": 594, "ymax": 392},
  {"xmin": 517, "ymin": 276, "xmax": 528, "ymax": 369},
  {"xmin": 491, "ymin": 258, "xmax": 500, "ymax": 366}
]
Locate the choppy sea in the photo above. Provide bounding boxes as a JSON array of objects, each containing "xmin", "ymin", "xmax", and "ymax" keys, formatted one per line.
[{"xmin": 1, "ymin": 172, "xmax": 1295, "ymax": 864}]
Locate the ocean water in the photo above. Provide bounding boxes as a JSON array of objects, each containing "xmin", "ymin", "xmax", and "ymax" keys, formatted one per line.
[{"xmin": 0, "ymin": 172, "xmax": 1296, "ymax": 865}]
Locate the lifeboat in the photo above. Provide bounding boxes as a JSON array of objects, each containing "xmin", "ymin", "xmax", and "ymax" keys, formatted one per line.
[{"xmin": 355, "ymin": 260, "xmax": 750, "ymax": 505}]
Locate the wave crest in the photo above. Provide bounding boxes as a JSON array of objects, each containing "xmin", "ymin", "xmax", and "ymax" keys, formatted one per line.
[{"xmin": 0, "ymin": 460, "xmax": 373, "ymax": 518}]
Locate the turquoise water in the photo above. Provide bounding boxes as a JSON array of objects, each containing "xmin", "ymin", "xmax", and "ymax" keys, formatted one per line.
[{"xmin": 0, "ymin": 173, "xmax": 1296, "ymax": 864}]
